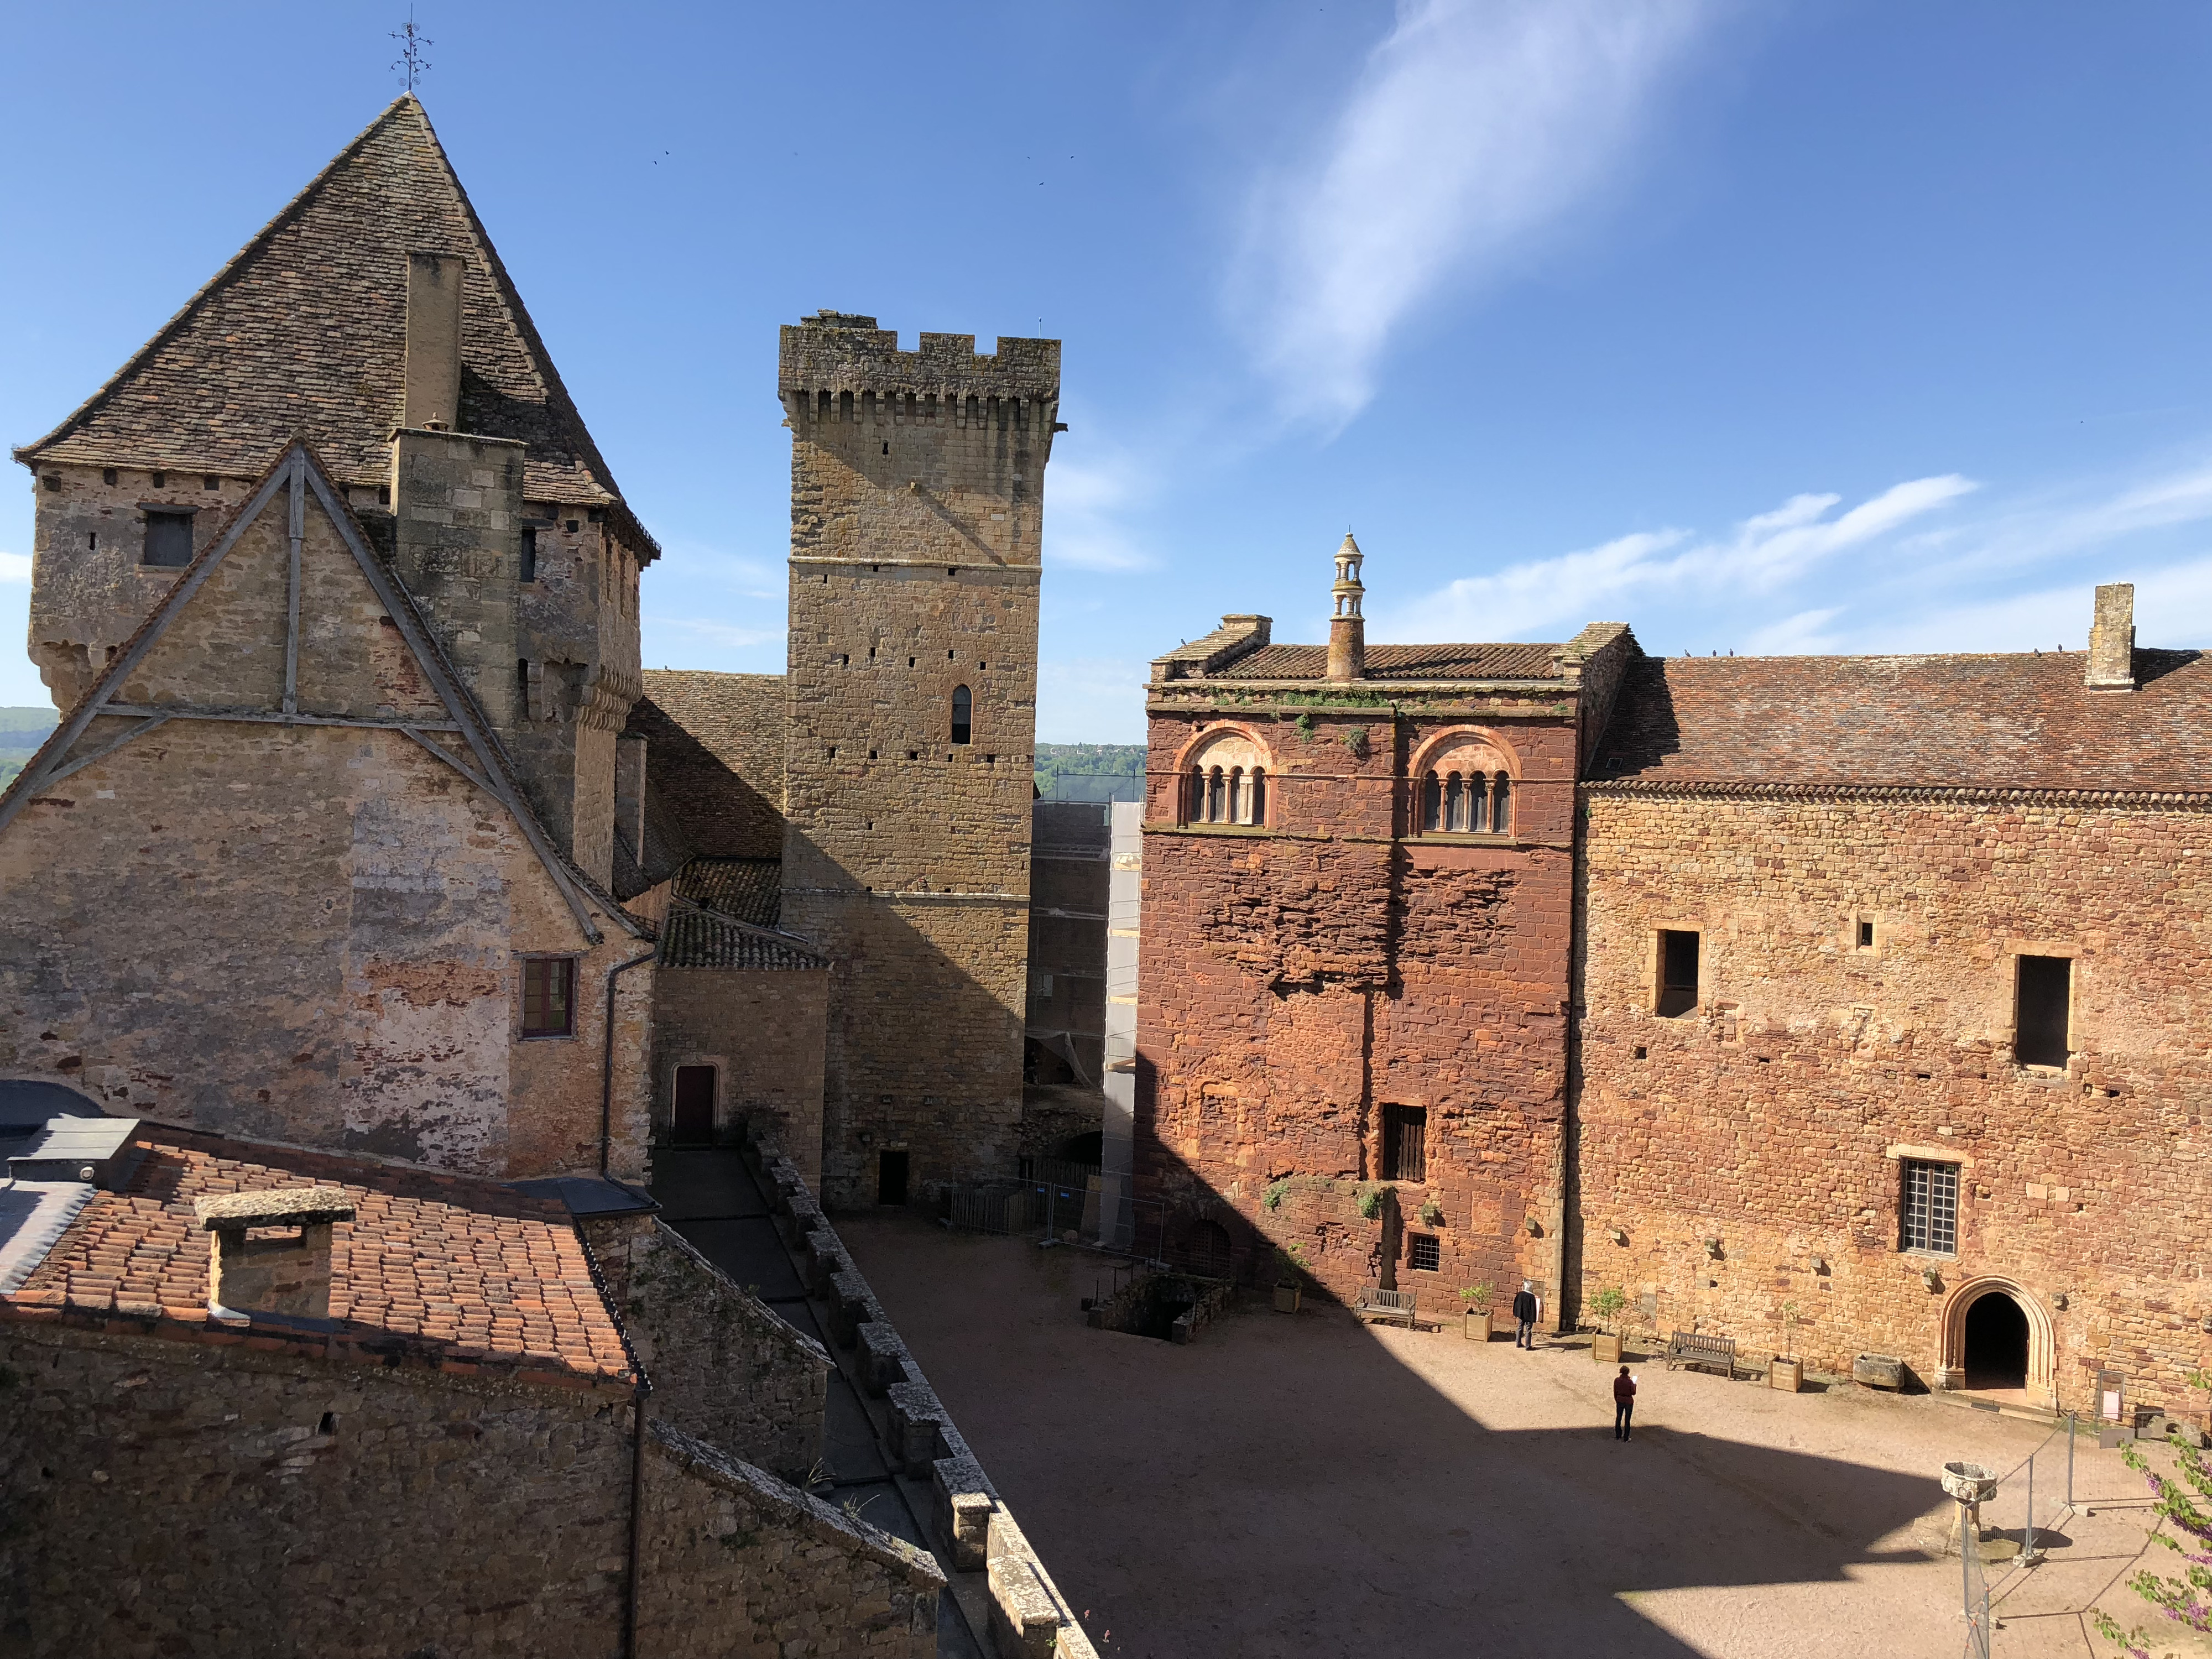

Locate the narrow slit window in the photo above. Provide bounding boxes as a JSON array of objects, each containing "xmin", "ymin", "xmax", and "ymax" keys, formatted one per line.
[
  {"xmin": 1656, "ymin": 930, "xmax": 1699, "ymax": 1018},
  {"xmin": 1900, "ymin": 1159, "xmax": 1959, "ymax": 1254},
  {"xmin": 520, "ymin": 957, "xmax": 577, "ymax": 1039},
  {"xmin": 520, "ymin": 525, "xmax": 539, "ymax": 583},
  {"xmin": 1857, "ymin": 919, "xmax": 1875, "ymax": 950},
  {"xmin": 950, "ymin": 684, "xmax": 973, "ymax": 745},
  {"xmin": 2015, "ymin": 956, "xmax": 2072, "ymax": 1068},
  {"xmin": 1381, "ymin": 1103, "xmax": 1427, "ymax": 1183},
  {"xmin": 143, "ymin": 509, "xmax": 195, "ymax": 567}
]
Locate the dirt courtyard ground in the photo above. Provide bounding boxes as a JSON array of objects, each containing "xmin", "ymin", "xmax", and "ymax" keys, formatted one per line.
[{"xmin": 839, "ymin": 1212, "xmax": 2200, "ymax": 1659}]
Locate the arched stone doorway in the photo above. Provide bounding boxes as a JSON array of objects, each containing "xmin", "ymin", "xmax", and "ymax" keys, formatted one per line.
[{"xmin": 1939, "ymin": 1279, "xmax": 2057, "ymax": 1407}]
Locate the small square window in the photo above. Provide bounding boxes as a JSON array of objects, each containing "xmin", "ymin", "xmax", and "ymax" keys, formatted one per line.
[
  {"xmin": 1900, "ymin": 1160, "xmax": 1958, "ymax": 1254},
  {"xmin": 204, "ymin": 474, "xmax": 220, "ymax": 491},
  {"xmin": 521, "ymin": 957, "xmax": 577, "ymax": 1039},
  {"xmin": 143, "ymin": 510, "xmax": 195, "ymax": 567},
  {"xmin": 102, "ymin": 467, "xmax": 118, "ymax": 486},
  {"xmin": 1407, "ymin": 1233, "xmax": 1441, "ymax": 1272}
]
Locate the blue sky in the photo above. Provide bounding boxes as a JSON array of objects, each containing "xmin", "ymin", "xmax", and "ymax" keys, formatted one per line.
[{"xmin": 3, "ymin": 2, "xmax": 2208, "ymax": 741}]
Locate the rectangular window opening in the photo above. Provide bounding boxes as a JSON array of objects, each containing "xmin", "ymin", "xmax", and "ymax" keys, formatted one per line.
[
  {"xmin": 1656, "ymin": 930, "xmax": 1699, "ymax": 1018},
  {"xmin": 2015, "ymin": 955, "xmax": 2072, "ymax": 1068},
  {"xmin": 877, "ymin": 1150, "xmax": 910, "ymax": 1207},
  {"xmin": 520, "ymin": 957, "xmax": 577, "ymax": 1039},
  {"xmin": 1856, "ymin": 919, "xmax": 1875, "ymax": 950},
  {"xmin": 1381, "ymin": 1104, "xmax": 1427, "ymax": 1183},
  {"xmin": 1407, "ymin": 1233, "xmax": 1441, "ymax": 1273},
  {"xmin": 142, "ymin": 509, "xmax": 195, "ymax": 567},
  {"xmin": 1900, "ymin": 1159, "xmax": 1959, "ymax": 1254},
  {"xmin": 520, "ymin": 525, "xmax": 539, "ymax": 583}
]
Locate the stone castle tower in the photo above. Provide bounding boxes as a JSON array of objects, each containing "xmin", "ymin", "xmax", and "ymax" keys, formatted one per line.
[{"xmin": 776, "ymin": 313, "xmax": 1062, "ymax": 1206}]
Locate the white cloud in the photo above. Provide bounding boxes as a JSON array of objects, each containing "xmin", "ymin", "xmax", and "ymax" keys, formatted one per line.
[
  {"xmin": 1235, "ymin": 0, "xmax": 1720, "ymax": 426},
  {"xmin": 0, "ymin": 552, "xmax": 31, "ymax": 583},
  {"xmin": 1384, "ymin": 474, "xmax": 1976, "ymax": 640},
  {"xmin": 1044, "ymin": 450, "xmax": 1159, "ymax": 574}
]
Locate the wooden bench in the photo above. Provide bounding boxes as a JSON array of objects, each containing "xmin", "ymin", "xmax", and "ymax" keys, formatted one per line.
[
  {"xmin": 1354, "ymin": 1285, "xmax": 1418, "ymax": 1328},
  {"xmin": 1665, "ymin": 1330, "xmax": 1739, "ymax": 1379}
]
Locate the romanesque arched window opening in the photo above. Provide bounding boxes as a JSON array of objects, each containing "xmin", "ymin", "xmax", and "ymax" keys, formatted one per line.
[
  {"xmin": 1491, "ymin": 773, "xmax": 1512, "ymax": 836},
  {"xmin": 1206, "ymin": 766, "xmax": 1225, "ymax": 823},
  {"xmin": 1416, "ymin": 740, "xmax": 1517, "ymax": 837},
  {"xmin": 1185, "ymin": 732, "xmax": 1273, "ymax": 827},
  {"xmin": 1422, "ymin": 771, "xmax": 1442, "ymax": 831},
  {"xmin": 950, "ymin": 684, "xmax": 972, "ymax": 744},
  {"xmin": 1248, "ymin": 768, "xmax": 1266, "ymax": 827},
  {"xmin": 1228, "ymin": 767, "xmax": 1245, "ymax": 824},
  {"xmin": 1187, "ymin": 766, "xmax": 1205, "ymax": 823}
]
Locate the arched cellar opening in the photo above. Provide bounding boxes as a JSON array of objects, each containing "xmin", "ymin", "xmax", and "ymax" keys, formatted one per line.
[
  {"xmin": 1182, "ymin": 1219, "xmax": 1234, "ymax": 1279},
  {"xmin": 1963, "ymin": 1290, "xmax": 2030, "ymax": 1390}
]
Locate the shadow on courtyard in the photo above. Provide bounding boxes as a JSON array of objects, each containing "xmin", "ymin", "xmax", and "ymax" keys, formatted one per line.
[{"xmin": 828, "ymin": 1207, "xmax": 2025, "ymax": 1659}]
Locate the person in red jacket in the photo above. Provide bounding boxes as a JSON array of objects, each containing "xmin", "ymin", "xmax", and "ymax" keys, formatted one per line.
[{"xmin": 1613, "ymin": 1365, "xmax": 1637, "ymax": 1440}]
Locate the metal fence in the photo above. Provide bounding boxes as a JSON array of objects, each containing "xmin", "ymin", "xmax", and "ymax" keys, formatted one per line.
[
  {"xmin": 1961, "ymin": 1413, "xmax": 2079, "ymax": 1656},
  {"xmin": 947, "ymin": 1164, "xmax": 1104, "ymax": 1243}
]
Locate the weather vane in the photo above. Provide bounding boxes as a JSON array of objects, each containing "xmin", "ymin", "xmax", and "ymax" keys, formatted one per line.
[{"xmin": 390, "ymin": 9, "xmax": 432, "ymax": 91}]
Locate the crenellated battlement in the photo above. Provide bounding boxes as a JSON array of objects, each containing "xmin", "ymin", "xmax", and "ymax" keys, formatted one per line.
[{"xmin": 779, "ymin": 310, "xmax": 1060, "ymax": 421}]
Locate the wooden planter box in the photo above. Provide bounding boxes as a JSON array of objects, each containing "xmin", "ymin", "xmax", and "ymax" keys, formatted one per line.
[
  {"xmin": 1592, "ymin": 1332, "xmax": 1623, "ymax": 1365},
  {"xmin": 1273, "ymin": 1284, "xmax": 1302, "ymax": 1314},
  {"xmin": 1771, "ymin": 1358, "xmax": 1803, "ymax": 1392},
  {"xmin": 1464, "ymin": 1311, "xmax": 1493, "ymax": 1341}
]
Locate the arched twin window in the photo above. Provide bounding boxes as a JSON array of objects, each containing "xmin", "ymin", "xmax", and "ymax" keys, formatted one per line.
[
  {"xmin": 950, "ymin": 685, "xmax": 972, "ymax": 745},
  {"xmin": 1416, "ymin": 740, "xmax": 1514, "ymax": 836},
  {"xmin": 1181, "ymin": 732, "xmax": 1269, "ymax": 827}
]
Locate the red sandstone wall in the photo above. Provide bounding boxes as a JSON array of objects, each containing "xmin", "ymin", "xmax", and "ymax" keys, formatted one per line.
[
  {"xmin": 1135, "ymin": 703, "xmax": 1577, "ymax": 1311},
  {"xmin": 1575, "ymin": 790, "xmax": 2212, "ymax": 1415}
]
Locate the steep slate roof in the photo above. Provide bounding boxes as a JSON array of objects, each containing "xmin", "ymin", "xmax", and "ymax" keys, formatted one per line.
[
  {"xmin": 14, "ymin": 95, "xmax": 656, "ymax": 562},
  {"xmin": 2, "ymin": 1127, "xmax": 635, "ymax": 1384},
  {"xmin": 1210, "ymin": 642, "xmax": 1566, "ymax": 682},
  {"xmin": 675, "ymin": 857, "xmax": 783, "ymax": 928},
  {"xmin": 1597, "ymin": 649, "xmax": 2212, "ymax": 793},
  {"xmin": 632, "ymin": 671, "xmax": 788, "ymax": 859},
  {"xmin": 658, "ymin": 902, "xmax": 827, "ymax": 972}
]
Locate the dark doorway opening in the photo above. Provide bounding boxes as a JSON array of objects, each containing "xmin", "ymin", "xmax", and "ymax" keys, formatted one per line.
[
  {"xmin": 1183, "ymin": 1219, "xmax": 1233, "ymax": 1277},
  {"xmin": 1657, "ymin": 930, "xmax": 1700, "ymax": 1017},
  {"xmin": 1381, "ymin": 1104, "xmax": 1427, "ymax": 1182},
  {"xmin": 2015, "ymin": 956, "xmax": 2072, "ymax": 1067},
  {"xmin": 877, "ymin": 1149, "xmax": 910, "ymax": 1207},
  {"xmin": 672, "ymin": 1065, "xmax": 715, "ymax": 1144},
  {"xmin": 1055, "ymin": 1131, "xmax": 1103, "ymax": 1166},
  {"xmin": 1963, "ymin": 1292, "xmax": 2030, "ymax": 1390}
]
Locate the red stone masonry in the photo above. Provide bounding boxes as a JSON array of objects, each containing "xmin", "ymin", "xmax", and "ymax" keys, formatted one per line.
[{"xmin": 4, "ymin": 1128, "xmax": 634, "ymax": 1383}]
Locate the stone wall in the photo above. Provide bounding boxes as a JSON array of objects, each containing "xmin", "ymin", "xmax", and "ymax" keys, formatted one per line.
[
  {"xmin": 652, "ymin": 963, "xmax": 828, "ymax": 1187},
  {"xmin": 1135, "ymin": 700, "xmax": 1577, "ymax": 1308},
  {"xmin": 0, "ymin": 1319, "xmax": 633, "ymax": 1658},
  {"xmin": 634, "ymin": 671, "xmax": 788, "ymax": 859},
  {"xmin": 778, "ymin": 315, "xmax": 1061, "ymax": 1207},
  {"xmin": 640, "ymin": 1422, "xmax": 941, "ymax": 1659},
  {"xmin": 0, "ymin": 465, "xmax": 653, "ymax": 1181},
  {"xmin": 1575, "ymin": 787, "xmax": 2212, "ymax": 1412},
  {"xmin": 586, "ymin": 1214, "xmax": 830, "ymax": 1481}
]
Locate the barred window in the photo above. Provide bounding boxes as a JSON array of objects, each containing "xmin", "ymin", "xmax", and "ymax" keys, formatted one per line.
[
  {"xmin": 1407, "ymin": 1233, "xmax": 1441, "ymax": 1272},
  {"xmin": 1900, "ymin": 1160, "xmax": 1959, "ymax": 1255}
]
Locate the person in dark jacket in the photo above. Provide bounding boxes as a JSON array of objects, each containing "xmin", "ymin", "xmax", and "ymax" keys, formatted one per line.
[
  {"xmin": 1614, "ymin": 1366, "xmax": 1637, "ymax": 1440},
  {"xmin": 1511, "ymin": 1281, "xmax": 1538, "ymax": 1348}
]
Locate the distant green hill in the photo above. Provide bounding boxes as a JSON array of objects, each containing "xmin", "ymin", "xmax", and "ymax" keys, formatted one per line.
[
  {"xmin": 1035, "ymin": 743, "xmax": 1146, "ymax": 804},
  {"xmin": 0, "ymin": 706, "xmax": 56, "ymax": 766}
]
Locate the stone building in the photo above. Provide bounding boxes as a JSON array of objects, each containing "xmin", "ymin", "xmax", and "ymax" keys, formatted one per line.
[
  {"xmin": 1577, "ymin": 583, "xmax": 2212, "ymax": 1413},
  {"xmin": 1140, "ymin": 553, "xmax": 2212, "ymax": 1421},
  {"xmin": 1, "ymin": 95, "xmax": 1093, "ymax": 1655},
  {"xmin": 1135, "ymin": 536, "xmax": 1634, "ymax": 1304}
]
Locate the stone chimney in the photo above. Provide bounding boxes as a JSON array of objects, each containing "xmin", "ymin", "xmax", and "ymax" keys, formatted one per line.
[
  {"xmin": 1326, "ymin": 533, "xmax": 1366, "ymax": 684},
  {"xmin": 403, "ymin": 252, "xmax": 466, "ymax": 432},
  {"xmin": 2085, "ymin": 582, "xmax": 2136, "ymax": 692},
  {"xmin": 194, "ymin": 1187, "xmax": 355, "ymax": 1325}
]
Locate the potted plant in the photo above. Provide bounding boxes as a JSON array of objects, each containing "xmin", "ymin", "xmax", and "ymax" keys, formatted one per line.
[
  {"xmin": 1274, "ymin": 1246, "xmax": 1307, "ymax": 1314},
  {"xmin": 1460, "ymin": 1282, "xmax": 1495, "ymax": 1341},
  {"xmin": 1771, "ymin": 1300, "xmax": 1803, "ymax": 1392},
  {"xmin": 1589, "ymin": 1286, "xmax": 1628, "ymax": 1365}
]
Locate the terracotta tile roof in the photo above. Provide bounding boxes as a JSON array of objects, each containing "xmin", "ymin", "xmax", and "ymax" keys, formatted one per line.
[
  {"xmin": 632, "ymin": 672, "xmax": 787, "ymax": 860},
  {"xmin": 1595, "ymin": 649, "xmax": 2212, "ymax": 792},
  {"xmin": 13, "ymin": 95, "xmax": 657, "ymax": 562},
  {"xmin": 658, "ymin": 901, "xmax": 827, "ymax": 972},
  {"xmin": 1209, "ymin": 642, "xmax": 1566, "ymax": 681},
  {"xmin": 3, "ymin": 1128, "xmax": 633, "ymax": 1383},
  {"xmin": 675, "ymin": 857, "xmax": 783, "ymax": 927}
]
